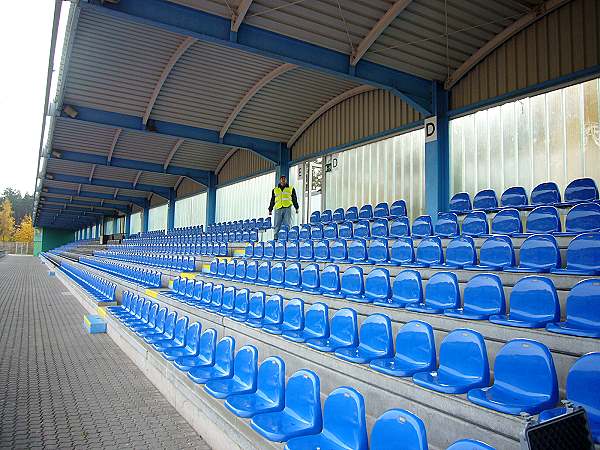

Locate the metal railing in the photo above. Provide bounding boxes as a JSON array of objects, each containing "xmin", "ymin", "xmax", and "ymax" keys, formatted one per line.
[{"xmin": 0, "ymin": 242, "xmax": 33, "ymax": 255}]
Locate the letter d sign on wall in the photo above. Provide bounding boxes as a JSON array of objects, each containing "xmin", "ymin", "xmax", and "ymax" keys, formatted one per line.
[{"xmin": 424, "ymin": 116, "xmax": 437, "ymax": 143}]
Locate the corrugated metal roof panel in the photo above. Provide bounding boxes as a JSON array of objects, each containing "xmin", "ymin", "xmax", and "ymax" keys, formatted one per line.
[
  {"xmin": 118, "ymin": 188, "xmax": 149, "ymax": 198},
  {"xmin": 53, "ymin": 118, "xmax": 115, "ymax": 156},
  {"xmin": 138, "ymin": 171, "xmax": 181, "ymax": 188},
  {"xmin": 93, "ymin": 165, "xmax": 138, "ymax": 183},
  {"xmin": 150, "ymin": 40, "xmax": 282, "ymax": 130},
  {"xmin": 229, "ymin": 68, "xmax": 359, "ymax": 141},
  {"xmin": 64, "ymin": 8, "xmax": 188, "ymax": 117},
  {"xmin": 112, "ymin": 130, "xmax": 176, "ymax": 165},
  {"xmin": 47, "ymin": 159, "xmax": 93, "ymax": 178},
  {"xmin": 169, "ymin": 141, "xmax": 232, "ymax": 171},
  {"xmin": 176, "ymin": 177, "xmax": 207, "ymax": 197},
  {"xmin": 218, "ymin": 149, "xmax": 275, "ymax": 184}
]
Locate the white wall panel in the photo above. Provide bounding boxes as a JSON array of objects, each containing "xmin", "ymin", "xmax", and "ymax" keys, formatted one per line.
[
  {"xmin": 175, "ymin": 192, "xmax": 207, "ymax": 228},
  {"xmin": 216, "ymin": 171, "xmax": 275, "ymax": 223},
  {"xmin": 148, "ymin": 205, "xmax": 167, "ymax": 231},
  {"xmin": 130, "ymin": 212, "xmax": 141, "ymax": 235}
]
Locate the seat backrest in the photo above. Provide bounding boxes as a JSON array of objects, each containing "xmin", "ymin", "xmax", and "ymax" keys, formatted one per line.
[
  {"xmin": 461, "ymin": 211, "xmax": 489, "ymax": 236},
  {"xmin": 359, "ymin": 204, "xmax": 373, "ymax": 220},
  {"xmin": 526, "ymin": 205, "xmax": 561, "ymax": 233},
  {"xmin": 257, "ymin": 261, "xmax": 271, "ymax": 284},
  {"xmin": 446, "ymin": 440, "xmax": 495, "ymax": 450},
  {"xmin": 449, "ymin": 192, "xmax": 472, "ymax": 213},
  {"xmin": 435, "ymin": 212, "xmax": 459, "ymax": 237},
  {"xmin": 283, "ymin": 298, "xmax": 304, "ymax": 329},
  {"xmin": 493, "ymin": 339, "xmax": 558, "ymax": 402},
  {"xmin": 364, "ymin": 268, "xmax": 391, "ymax": 301},
  {"xmin": 371, "ymin": 218, "xmax": 389, "ymax": 237},
  {"xmin": 299, "ymin": 224, "xmax": 311, "ymax": 240},
  {"xmin": 321, "ymin": 387, "xmax": 368, "ymax": 450},
  {"xmin": 564, "ymin": 232, "xmax": 600, "ymax": 272},
  {"xmin": 285, "ymin": 240, "xmax": 299, "ymax": 259},
  {"xmin": 565, "ymin": 353, "xmax": 600, "ymax": 424},
  {"xmin": 394, "ymin": 320, "xmax": 436, "ymax": 366},
  {"xmin": 330, "ymin": 308, "xmax": 359, "ymax": 346},
  {"xmin": 211, "ymin": 284, "xmax": 224, "ymax": 308},
  {"xmin": 234, "ymin": 288, "xmax": 250, "ymax": 315},
  {"xmin": 425, "ymin": 271, "xmax": 460, "ymax": 309},
  {"xmin": 184, "ymin": 322, "xmax": 202, "ymax": 352},
  {"xmin": 509, "ymin": 276, "xmax": 559, "ymax": 324},
  {"xmin": 501, "ymin": 186, "xmax": 528, "ymax": 208},
  {"xmin": 346, "ymin": 206, "xmax": 359, "ymax": 221},
  {"xmin": 390, "ymin": 237, "xmax": 414, "ymax": 265},
  {"xmin": 305, "ymin": 303, "xmax": 329, "ymax": 336},
  {"xmin": 389, "ymin": 216, "xmax": 410, "ymax": 237},
  {"xmin": 248, "ymin": 292, "xmax": 266, "ymax": 320},
  {"xmin": 565, "ymin": 279, "xmax": 600, "ymax": 329},
  {"xmin": 284, "ymin": 370, "xmax": 322, "ymax": 425},
  {"xmin": 214, "ymin": 336, "xmax": 235, "ymax": 373},
  {"xmin": 462, "ymin": 273, "xmax": 505, "ymax": 316},
  {"xmin": 253, "ymin": 242, "xmax": 264, "ymax": 258},
  {"xmin": 232, "ymin": 345, "xmax": 258, "ymax": 387},
  {"xmin": 256, "ymin": 356, "xmax": 285, "ymax": 405},
  {"xmin": 415, "ymin": 236, "xmax": 443, "ymax": 265},
  {"xmin": 478, "ymin": 235, "xmax": 515, "ymax": 268},
  {"xmin": 531, "ymin": 181, "xmax": 561, "ymax": 205},
  {"xmin": 264, "ymin": 295, "xmax": 284, "ymax": 325},
  {"xmin": 314, "ymin": 239, "xmax": 331, "ymax": 261},
  {"xmin": 438, "ymin": 328, "xmax": 489, "ymax": 383},
  {"xmin": 173, "ymin": 316, "xmax": 189, "ymax": 343},
  {"xmin": 491, "ymin": 208, "xmax": 522, "ymax": 235},
  {"xmin": 197, "ymin": 329, "xmax": 217, "ymax": 364},
  {"xmin": 341, "ymin": 266, "xmax": 364, "ymax": 297},
  {"xmin": 163, "ymin": 311, "xmax": 178, "ymax": 335},
  {"xmin": 411, "ymin": 215, "xmax": 433, "ymax": 238},
  {"xmin": 339, "ymin": 221, "xmax": 354, "ymax": 239},
  {"xmin": 146, "ymin": 303, "xmax": 159, "ymax": 327},
  {"xmin": 301, "ymin": 263, "xmax": 320, "ymax": 290},
  {"xmin": 284, "ymin": 262, "xmax": 302, "ymax": 288},
  {"xmin": 235, "ymin": 259, "xmax": 247, "ymax": 279},
  {"xmin": 374, "ymin": 202, "xmax": 390, "ymax": 218},
  {"xmin": 564, "ymin": 177, "xmax": 599, "ymax": 203},
  {"xmin": 310, "ymin": 211, "xmax": 321, "ymax": 224},
  {"xmin": 370, "ymin": 409, "xmax": 428, "ymax": 450},
  {"xmin": 359, "ymin": 314, "xmax": 393, "ymax": 355},
  {"xmin": 348, "ymin": 238, "xmax": 368, "ymax": 262},
  {"xmin": 277, "ymin": 227, "xmax": 288, "ymax": 241},
  {"xmin": 321, "ymin": 209, "xmax": 333, "ymax": 223},
  {"xmin": 311, "ymin": 224, "xmax": 324, "ymax": 240},
  {"xmin": 154, "ymin": 307, "xmax": 168, "ymax": 333},
  {"xmin": 320, "ymin": 265, "xmax": 341, "ymax": 295},
  {"xmin": 445, "ymin": 235, "xmax": 477, "ymax": 267},
  {"xmin": 392, "ymin": 270, "xmax": 423, "ymax": 305},
  {"xmin": 333, "ymin": 207, "xmax": 345, "ymax": 222},
  {"xmin": 390, "ymin": 199, "xmax": 407, "ymax": 217},
  {"xmin": 274, "ymin": 240, "xmax": 286, "ymax": 259},
  {"xmin": 565, "ymin": 202, "xmax": 600, "ymax": 233},
  {"xmin": 518, "ymin": 235, "xmax": 561, "ymax": 271},
  {"xmin": 288, "ymin": 226, "xmax": 299, "ymax": 241},
  {"xmin": 368, "ymin": 238, "xmax": 390, "ymax": 263},
  {"xmin": 354, "ymin": 220, "xmax": 371, "ymax": 238},
  {"xmin": 299, "ymin": 240, "xmax": 314, "ymax": 260},
  {"xmin": 221, "ymin": 286, "xmax": 236, "ymax": 313},
  {"xmin": 330, "ymin": 239, "xmax": 348, "ymax": 261},
  {"xmin": 263, "ymin": 241, "xmax": 275, "ymax": 259},
  {"xmin": 473, "ymin": 189, "xmax": 498, "ymax": 210},
  {"xmin": 323, "ymin": 222, "xmax": 338, "ymax": 239},
  {"xmin": 201, "ymin": 282, "xmax": 213, "ymax": 304},
  {"xmin": 246, "ymin": 260, "xmax": 258, "ymax": 282},
  {"xmin": 226, "ymin": 259, "xmax": 236, "ymax": 278}
]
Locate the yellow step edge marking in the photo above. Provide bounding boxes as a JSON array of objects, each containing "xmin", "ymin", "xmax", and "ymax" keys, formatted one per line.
[
  {"xmin": 232, "ymin": 249, "xmax": 245, "ymax": 256},
  {"xmin": 84, "ymin": 316, "xmax": 91, "ymax": 327},
  {"xmin": 144, "ymin": 289, "xmax": 158, "ymax": 299},
  {"xmin": 178, "ymin": 272, "xmax": 197, "ymax": 280},
  {"xmin": 97, "ymin": 306, "xmax": 107, "ymax": 318}
]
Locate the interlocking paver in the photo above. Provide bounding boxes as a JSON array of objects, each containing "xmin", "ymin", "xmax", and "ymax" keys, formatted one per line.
[{"xmin": 0, "ymin": 256, "xmax": 210, "ymax": 449}]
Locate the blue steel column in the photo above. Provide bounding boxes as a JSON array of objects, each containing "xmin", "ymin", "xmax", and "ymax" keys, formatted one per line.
[
  {"xmin": 124, "ymin": 211, "xmax": 131, "ymax": 237},
  {"xmin": 167, "ymin": 188, "xmax": 176, "ymax": 231},
  {"xmin": 206, "ymin": 172, "xmax": 217, "ymax": 226},
  {"xmin": 276, "ymin": 144, "xmax": 290, "ymax": 180},
  {"xmin": 425, "ymin": 82, "xmax": 450, "ymax": 221},
  {"xmin": 142, "ymin": 201, "xmax": 150, "ymax": 233},
  {"xmin": 95, "ymin": 221, "xmax": 100, "ymax": 239}
]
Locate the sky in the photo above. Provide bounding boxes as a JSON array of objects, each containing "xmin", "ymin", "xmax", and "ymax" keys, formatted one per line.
[{"xmin": 0, "ymin": 1, "xmax": 57, "ymax": 196}]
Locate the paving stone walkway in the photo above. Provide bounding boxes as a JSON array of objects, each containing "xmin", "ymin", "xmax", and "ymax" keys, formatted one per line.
[{"xmin": 0, "ymin": 256, "xmax": 210, "ymax": 449}]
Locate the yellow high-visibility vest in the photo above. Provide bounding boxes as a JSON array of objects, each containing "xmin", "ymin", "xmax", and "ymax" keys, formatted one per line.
[{"xmin": 274, "ymin": 186, "xmax": 293, "ymax": 209}]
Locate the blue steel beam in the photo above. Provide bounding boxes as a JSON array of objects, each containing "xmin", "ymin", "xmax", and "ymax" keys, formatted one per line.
[
  {"xmin": 39, "ymin": 207, "xmax": 107, "ymax": 217},
  {"xmin": 41, "ymin": 197, "xmax": 129, "ymax": 213},
  {"xmin": 87, "ymin": 0, "xmax": 433, "ymax": 114},
  {"xmin": 48, "ymin": 173, "xmax": 171, "ymax": 198},
  {"xmin": 43, "ymin": 187, "xmax": 147, "ymax": 208},
  {"xmin": 51, "ymin": 148, "xmax": 212, "ymax": 186}
]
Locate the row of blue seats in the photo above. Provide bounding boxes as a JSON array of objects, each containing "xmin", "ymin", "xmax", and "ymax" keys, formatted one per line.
[
  {"xmin": 58, "ymin": 261, "xmax": 116, "ymax": 303},
  {"xmin": 284, "ymin": 202, "xmax": 600, "ymax": 241},
  {"xmin": 206, "ymin": 216, "xmax": 271, "ymax": 234},
  {"xmin": 110, "ymin": 240, "xmax": 230, "ymax": 256},
  {"xmin": 309, "ymin": 200, "xmax": 408, "ymax": 224},
  {"xmin": 166, "ymin": 225, "xmax": 204, "ymax": 236},
  {"xmin": 79, "ymin": 256, "xmax": 161, "ymax": 288},
  {"xmin": 93, "ymin": 250, "xmax": 198, "ymax": 271},
  {"xmin": 203, "ymin": 260, "xmax": 600, "ymax": 338},
  {"xmin": 121, "ymin": 283, "xmax": 600, "ymax": 430},
  {"xmin": 109, "ymin": 292, "xmax": 503, "ymax": 449},
  {"xmin": 450, "ymin": 178, "xmax": 599, "ymax": 213},
  {"xmin": 123, "ymin": 228, "xmax": 259, "ymax": 247},
  {"xmin": 245, "ymin": 232, "xmax": 600, "ymax": 275}
]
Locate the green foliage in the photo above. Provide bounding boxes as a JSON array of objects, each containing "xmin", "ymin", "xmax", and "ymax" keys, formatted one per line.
[{"xmin": 0, "ymin": 188, "xmax": 34, "ymax": 225}]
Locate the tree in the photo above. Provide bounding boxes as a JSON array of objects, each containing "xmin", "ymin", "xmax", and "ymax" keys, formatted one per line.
[
  {"xmin": 0, "ymin": 199, "xmax": 15, "ymax": 242},
  {"xmin": 0, "ymin": 188, "xmax": 33, "ymax": 224},
  {"xmin": 13, "ymin": 215, "xmax": 34, "ymax": 242}
]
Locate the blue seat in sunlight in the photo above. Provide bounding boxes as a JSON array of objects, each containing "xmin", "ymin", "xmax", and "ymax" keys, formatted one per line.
[
  {"xmin": 335, "ymin": 314, "xmax": 393, "ymax": 364},
  {"xmin": 205, "ymin": 345, "xmax": 258, "ymax": 399},
  {"xmin": 370, "ymin": 409, "xmax": 428, "ymax": 450},
  {"xmin": 411, "ymin": 215, "xmax": 433, "ymax": 238},
  {"xmin": 444, "ymin": 274, "xmax": 505, "ymax": 320},
  {"xmin": 406, "ymin": 271, "xmax": 460, "ymax": 314},
  {"xmin": 546, "ymin": 279, "xmax": 600, "ymax": 337},
  {"xmin": 473, "ymin": 189, "xmax": 498, "ymax": 211},
  {"xmin": 305, "ymin": 308, "xmax": 358, "ymax": 353},
  {"xmin": 449, "ymin": 192, "xmax": 471, "ymax": 213},
  {"xmin": 461, "ymin": 211, "xmax": 489, "ymax": 237}
]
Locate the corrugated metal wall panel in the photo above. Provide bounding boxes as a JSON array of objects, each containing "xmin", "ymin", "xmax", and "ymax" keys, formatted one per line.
[
  {"xmin": 217, "ymin": 149, "xmax": 276, "ymax": 184},
  {"xmin": 216, "ymin": 171, "xmax": 275, "ymax": 223},
  {"xmin": 175, "ymin": 192, "xmax": 207, "ymax": 227},
  {"xmin": 291, "ymin": 89, "xmax": 422, "ymax": 161},
  {"xmin": 451, "ymin": 0, "xmax": 600, "ymax": 109}
]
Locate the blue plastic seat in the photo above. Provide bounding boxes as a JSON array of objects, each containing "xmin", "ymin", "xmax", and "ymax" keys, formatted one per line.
[
  {"xmin": 464, "ymin": 235, "xmax": 515, "ymax": 271},
  {"xmin": 320, "ymin": 209, "xmax": 332, "ymax": 223},
  {"xmin": 444, "ymin": 274, "xmax": 505, "ymax": 320},
  {"xmin": 281, "ymin": 262, "xmax": 301, "ymax": 291},
  {"xmin": 447, "ymin": 439, "xmax": 495, "ymax": 450},
  {"xmin": 431, "ymin": 235, "xmax": 476, "ymax": 269},
  {"xmin": 332, "ymin": 207, "xmax": 345, "ymax": 223},
  {"xmin": 264, "ymin": 298, "xmax": 304, "ymax": 335},
  {"xmin": 256, "ymin": 261, "xmax": 271, "ymax": 285},
  {"xmin": 371, "ymin": 218, "xmax": 389, "ymax": 237},
  {"xmin": 504, "ymin": 234, "xmax": 561, "ymax": 273},
  {"xmin": 231, "ymin": 288, "xmax": 250, "ymax": 322},
  {"xmin": 263, "ymin": 241, "xmax": 275, "ymax": 259},
  {"xmin": 389, "ymin": 237, "xmax": 415, "ymax": 265},
  {"xmin": 374, "ymin": 270, "xmax": 422, "ymax": 308},
  {"xmin": 225, "ymin": 356, "xmax": 285, "ymax": 418},
  {"xmin": 531, "ymin": 181, "xmax": 561, "ymax": 205},
  {"xmin": 559, "ymin": 202, "xmax": 600, "ymax": 235},
  {"xmin": 335, "ymin": 314, "xmax": 394, "ymax": 363},
  {"xmin": 311, "ymin": 224, "xmax": 324, "ymax": 240},
  {"xmin": 551, "ymin": 232, "xmax": 600, "ymax": 275},
  {"xmin": 188, "ymin": 336, "xmax": 235, "ymax": 384},
  {"xmin": 389, "ymin": 217, "xmax": 410, "ymax": 237},
  {"xmin": 246, "ymin": 292, "xmax": 266, "ymax": 328},
  {"xmin": 370, "ymin": 320, "xmax": 436, "ymax": 377},
  {"xmin": 300, "ymin": 263, "xmax": 320, "ymax": 294},
  {"xmin": 314, "ymin": 239, "xmax": 331, "ymax": 262},
  {"xmin": 413, "ymin": 329, "xmax": 489, "ymax": 394},
  {"xmin": 501, "ymin": 186, "xmax": 528, "ymax": 209},
  {"xmin": 406, "ymin": 271, "xmax": 460, "ymax": 314},
  {"xmin": 462, "ymin": 211, "xmax": 489, "ymax": 237},
  {"xmin": 205, "ymin": 345, "xmax": 258, "ymax": 399},
  {"xmin": 217, "ymin": 259, "xmax": 227, "ymax": 278},
  {"xmin": 435, "ymin": 213, "xmax": 459, "ymax": 238},
  {"xmin": 245, "ymin": 260, "xmax": 258, "ymax": 283},
  {"xmin": 449, "ymin": 192, "xmax": 472, "ymax": 213},
  {"xmin": 561, "ymin": 177, "xmax": 599, "ymax": 206},
  {"xmin": 323, "ymin": 222, "xmax": 338, "ymax": 239},
  {"xmin": 368, "ymin": 238, "xmax": 390, "ymax": 264},
  {"xmin": 142, "ymin": 311, "xmax": 177, "ymax": 343},
  {"xmin": 206, "ymin": 284, "xmax": 224, "ymax": 312},
  {"xmin": 490, "ymin": 276, "xmax": 559, "ymax": 328},
  {"xmin": 277, "ymin": 227, "xmax": 288, "ymax": 242},
  {"xmin": 338, "ymin": 221, "xmax": 354, "ymax": 239},
  {"xmin": 235, "ymin": 259, "xmax": 247, "ymax": 280},
  {"xmin": 374, "ymin": 202, "xmax": 390, "ymax": 219},
  {"xmin": 173, "ymin": 328, "xmax": 217, "ymax": 372},
  {"xmin": 253, "ymin": 242, "xmax": 264, "ymax": 258},
  {"xmin": 370, "ymin": 409, "xmax": 428, "ymax": 450},
  {"xmin": 244, "ymin": 243, "xmax": 254, "ymax": 258},
  {"xmin": 359, "ymin": 204, "xmax": 373, "ymax": 220},
  {"xmin": 520, "ymin": 206, "xmax": 561, "ymax": 235},
  {"xmin": 152, "ymin": 316, "xmax": 189, "ymax": 352},
  {"xmin": 467, "ymin": 339, "xmax": 558, "ymax": 415},
  {"xmin": 347, "ymin": 238, "xmax": 368, "ymax": 263},
  {"xmin": 285, "ymin": 387, "xmax": 368, "ymax": 450},
  {"xmin": 299, "ymin": 224, "xmax": 311, "ymax": 240},
  {"xmin": 320, "ymin": 265, "xmax": 343, "ymax": 298},
  {"xmin": 299, "ymin": 240, "xmax": 314, "ymax": 261},
  {"xmin": 360, "ymin": 268, "xmax": 392, "ymax": 303},
  {"xmin": 288, "ymin": 226, "xmax": 299, "ymax": 241},
  {"xmin": 390, "ymin": 199, "xmax": 407, "ymax": 217},
  {"xmin": 261, "ymin": 295, "xmax": 284, "ymax": 331},
  {"xmin": 490, "ymin": 208, "xmax": 522, "ymax": 235},
  {"xmin": 306, "ymin": 308, "xmax": 358, "ymax": 352},
  {"xmin": 310, "ymin": 211, "xmax": 321, "ymax": 224},
  {"xmin": 354, "ymin": 220, "xmax": 371, "ymax": 239},
  {"xmin": 546, "ymin": 279, "xmax": 600, "ymax": 337},
  {"xmin": 283, "ymin": 302, "xmax": 329, "ymax": 343},
  {"xmin": 251, "ymin": 369, "xmax": 322, "ymax": 442},
  {"xmin": 538, "ymin": 352, "xmax": 600, "ymax": 443},
  {"xmin": 274, "ymin": 240, "xmax": 286, "ymax": 260},
  {"xmin": 219, "ymin": 286, "xmax": 236, "ymax": 316},
  {"xmin": 406, "ymin": 236, "xmax": 443, "ymax": 268},
  {"xmin": 285, "ymin": 241, "xmax": 299, "ymax": 260},
  {"xmin": 330, "ymin": 238, "xmax": 349, "ymax": 262},
  {"xmin": 411, "ymin": 215, "xmax": 433, "ymax": 238},
  {"xmin": 340, "ymin": 266, "xmax": 365, "ymax": 301},
  {"xmin": 473, "ymin": 189, "xmax": 498, "ymax": 211}
]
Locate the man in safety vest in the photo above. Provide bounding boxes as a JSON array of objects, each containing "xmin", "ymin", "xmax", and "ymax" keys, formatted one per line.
[{"xmin": 268, "ymin": 175, "xmax": 299, "ymax": 239}]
